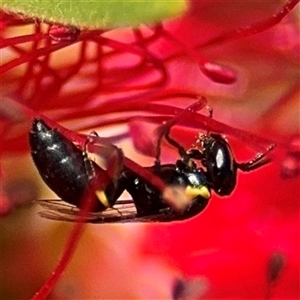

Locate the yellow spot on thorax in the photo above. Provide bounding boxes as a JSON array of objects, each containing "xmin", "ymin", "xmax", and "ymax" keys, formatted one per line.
[{"xmin": 185, "ymin": 185, "xmax": 210, "ymax": 199}]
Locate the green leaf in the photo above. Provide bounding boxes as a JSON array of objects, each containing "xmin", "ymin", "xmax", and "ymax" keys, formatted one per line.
[{"xmin": 1, "ymin": 0, "xmax": 188, "ymax": 29}]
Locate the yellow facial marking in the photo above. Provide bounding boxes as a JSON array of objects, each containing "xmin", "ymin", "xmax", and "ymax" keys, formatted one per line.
[
  {"xmin": 95, "ymin": 190, "xmax": 110, "ymax": 208},
  {"xmin": 185, "ymin": 185, "xmax": 210, "ymax": 199}
]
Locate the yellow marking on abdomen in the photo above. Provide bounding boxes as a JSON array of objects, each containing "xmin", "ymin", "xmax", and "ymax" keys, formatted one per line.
[{"xmin": 95, "ymin": 190, "xmax": 110, "ymax": 208}]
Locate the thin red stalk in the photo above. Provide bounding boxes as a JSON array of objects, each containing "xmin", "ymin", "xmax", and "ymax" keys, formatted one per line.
[
  {"xmin": 64, "ymin": 115, "xmax": 170, "ymax": 133},
  {"xmin": 101, "ymin": 65, "xmax": 166, "ymax": 91},
  {"xmin": 9, "ymin": 43, "xmax": 61, "ymax": 81},
  {"xmin": 100, "ymin": 74, "xmax": 167, "ymax": 93},
  {"xmin": 50, "ymin": 95, "xmax": 279, "ymax": 154},
  {"xmin": 157, "ymin": 24, "xmax": 207, "ymax": 65},
  {"xmin": 52, "ymin": 90, "xmax": 200, "ymax": 121},
  {"xmin": 99, "ymin": 63, "xmax": 167, "ymax": 91},
  {"xmin": 0, "ymin": 40, "xmax": 77, "ymax": 74},
  {"xmin": 88, "ymin": 53, "xmax": 166, "ymax": 93},
  {"xmin": 96, "ymin": 35, "xmax": 168, "ymax": 78},
  {"xmin": 137, "ymin": 25, "xmax": 163, "ymax": 46},
  {"xmin": 153, "ymin": 0, "xmax": 300, "ymax": 71},
  {"xmin": 96, "ymin": 39, "xmax": 104, "ymax": 87},
  {"xmin": 30, "ymin": 185, "xmax": 104, "ymax": 300},
  {"xmin": 29, "ymin": 38, "xmax": 55, "ymax": 106},
  {"xmin": 17, "ymin": 22, "xmax": 42, "ymax": 95},
  {"xmin": 48, "ymin": 89, "xmax": 198, "ymax": 123},
  {"xmin": 186, "ymin": 112, "xmax": 278, "ymax": 152},
  {"xmin": 128, "ymin": 104, "xmax": 280, "ymax": 153},
  {"xmin": 34, "ymin": 41, "xmax": 87, "ymax": 106},
  {"xmin": 94, "ymin": 36, "xmax": 169, "ymax": 90},
  {"xmin": 0, "ymin": 33, "xmax": 47, "ymax": 48},
  {"xmin": 30, "ymin": 221, "xmax": 84, "ymax": 300},
  {"xmin": 133, "ymin": 28, "xmax": 169, "ymax": 84},
  {"xmin": 198, "ymin": 0, "xmax": 300, "ymax": 48},
  {"xmin": 94, "ymin": 27, "xmax": 159, "ymax": 60},
  {"xmin": 95, "ymin": 36, "xmax": 152, "ymax": 59},
  {"xmin": 133, "ymin": 28, "xmax": 153, "ymax": 65},
  {"xmin": 157, "ymin": 25, "xmax": 237, "ymax": 84},
  {"xmin": 122, "ymin": 103, "xmax": 277, "ymax": 151}
]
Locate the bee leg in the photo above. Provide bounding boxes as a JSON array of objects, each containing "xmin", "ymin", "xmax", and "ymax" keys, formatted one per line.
[
  {"xmin": 155, "ymin": 97, "xmax": 208, "ymax": 166},
  {"xmin": 237, "ymin": 144, "xmax": 276, "ymax": 172}
]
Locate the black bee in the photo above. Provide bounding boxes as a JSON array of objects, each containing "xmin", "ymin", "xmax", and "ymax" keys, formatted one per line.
[{"xmin": 29, "ymin": 115, "xmax": 274, "ymax": 223}]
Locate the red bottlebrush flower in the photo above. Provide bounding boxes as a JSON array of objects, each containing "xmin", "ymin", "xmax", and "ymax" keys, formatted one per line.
[{"xmin": 0, "ymin": 1, "xmax": 299, "ymax": 300}]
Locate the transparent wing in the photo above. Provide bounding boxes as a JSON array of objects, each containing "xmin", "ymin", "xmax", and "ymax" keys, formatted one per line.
[{"xmin": 35, "ymin": 199, "xmax": 174, "ymax": 223}]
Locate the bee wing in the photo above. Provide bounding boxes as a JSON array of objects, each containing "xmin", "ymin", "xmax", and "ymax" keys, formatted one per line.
[
  {"xmin": 36, "ymin": 199, "xmax": 138, "ymax": 223},
  {"xmin": 36, "ymin": 199, "xmax": 175, "ymax": 223}
]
